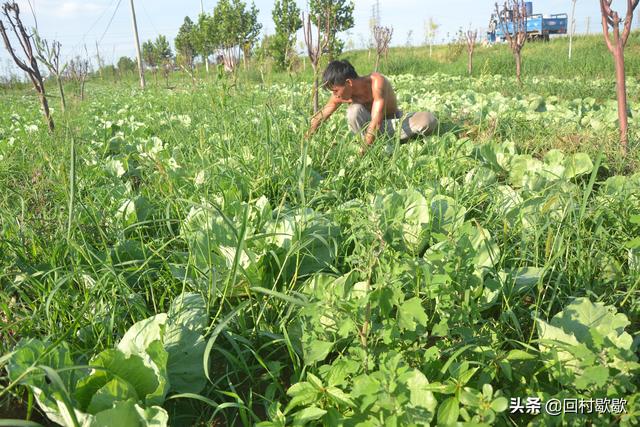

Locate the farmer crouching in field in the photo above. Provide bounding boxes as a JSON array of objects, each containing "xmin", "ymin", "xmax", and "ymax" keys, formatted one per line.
[{"xmin": 305, "ymin": 60, "xmax": 438, "ymax": 153}]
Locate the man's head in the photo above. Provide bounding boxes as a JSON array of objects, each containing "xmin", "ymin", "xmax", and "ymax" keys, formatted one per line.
[{"xmin": 322, "ymin": 60, "xmax": 358, "ymax": 101}]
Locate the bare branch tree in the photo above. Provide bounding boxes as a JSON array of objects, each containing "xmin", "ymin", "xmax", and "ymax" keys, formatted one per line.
[
  {"xmin": 495, "ymin": 0, "xmax": 527, "ymax": 84},
  {"xmin": 466, "ymin": 29, "xmax": 477, "ymax": 76},
  {"xmin": 373, "ymin": 25, "xmax": 392, "ymax": 72},
  {"xmin": 0, "ymin": 2, "xmax": 54, "ymax": 131},
  {"xmin": 302, "ymin": 7, "xmax": 331, "ymax": 113},
  {"xmin": 67, "ymin": 56, "xmax": 89, "ymax": 101},
  {"xmin": 34, "ymin": 31, "xmax": 66, "ymax": 112},
  {"xmin": 600, "ymin": 0, "xmax": 639, "ymax": 155}
]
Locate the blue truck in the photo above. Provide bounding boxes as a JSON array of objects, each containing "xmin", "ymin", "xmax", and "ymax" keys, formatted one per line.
[{"xmin": 487, "ymin": 1, "xmax": 568, "ymax": 42}]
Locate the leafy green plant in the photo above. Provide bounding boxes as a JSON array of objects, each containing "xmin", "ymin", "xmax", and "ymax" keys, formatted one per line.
[{"xmin": 6, "ymin": 293, "xmax": 208, "ymax": 426}]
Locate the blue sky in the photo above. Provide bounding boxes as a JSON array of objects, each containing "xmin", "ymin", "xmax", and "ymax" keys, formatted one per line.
[{"xmin": 0, "ymin": 0, "xmax": 634, "ymax": 75}]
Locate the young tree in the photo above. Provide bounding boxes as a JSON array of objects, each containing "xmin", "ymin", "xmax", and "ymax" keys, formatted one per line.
[
  {"xmin": 310, "ymin": 0, "xmax": 354, "ymax": 59},
  {"xmin": 600, "ymin": 0, "xmax": 639, "ymax": 155},
  {"xmin": 239, "ymin": 2, "xmax": 261, "ymax": 69},
  {"xmin": 271, "ymin": 0, "xmax": 302, "ymax": 69},
  {"xmin": 142, "ymin": 39, "xmax": 157, "ymax": 69},
  {"xmin": 212, "ymin": 0, "xmax": 239, "ymax": 72},
  {"xmin": 66, "ymin": 56, "xmax": 89, "ymax": 101},
  {"xmin": 175, "ymin": 16, "xmax": 196, "ymax": 70},
  {"xmin": 373, "ymin": 25, "xmax": 393, "ymax": 72},
  {"xmin": 302, "ymin": 9, "xmax": 330, "ymax": 113},
  {"xmin": 117, "ymin": 56, "xmax": 136, "ymax": 75},
  {"xmin": 193, "ymin": 13, "xmax": 215, "ymax": 74},
  {"xmin": 33, "ymin": 31, "xmax": 66, "ymax": 113},
  {"xmin": 0, "ymin": 2, "xmax": 54, "ymax": 131},
  {"xmin": 466, "ymin": 29, "xmax": 477, "ymax": 76},
  {"xmin": 495, "ymin": 0, "xmax": 527, "ymax": 84},
  {"xmin": 154, "ymin": 35, "xmax": 173, "ymax": 87},
  {"xmin": 425, "ymin": 17, "xmax": 439, "ymax": 57}
]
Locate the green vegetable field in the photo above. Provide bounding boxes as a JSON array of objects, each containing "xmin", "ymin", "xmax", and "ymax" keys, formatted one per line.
[{"xmin": 1, "ymin": 43, "xmax": 640, "ymax": 426}]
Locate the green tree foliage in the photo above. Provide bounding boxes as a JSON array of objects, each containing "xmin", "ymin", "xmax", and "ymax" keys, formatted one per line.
[
  {"xmin": 193, "ymin": 13, "xmax": 215, "ymax": 67},
  {"xmin": 212, "ymin": 0, "xmax": 261, "ymax": 70},
  {"xmin": 270, "ymin": 0, "xmax": 302, "ymax": 69},
  {"xmin": 175, "ymin": 16, "xmax": 197, "ymax": 69},
  {"xmin": 154, "ymin": 35, "xmax": 173, "ymax": 64},
  {"xmin": 116, "ymin": 56, "xmax": 136, "ymax": 74},
  {"xmin": 239, "ymin": 2, "xmax": 262, "ymax": 64},
  {"xmin": 309, "ymin": 0, "xmax": 354, "ymax": 58},
  {"xmin": 142, "ymin": 40, "xmax": 157, "ymax": 68}
]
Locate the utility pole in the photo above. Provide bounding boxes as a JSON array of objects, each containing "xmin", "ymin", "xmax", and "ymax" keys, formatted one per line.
[
  {"xmin": 95, "ymin": 40, "xmax": 103, "ymax": 78},
  {"xmin": 568, "ymin": 0, "xmax": 577, "ymax": 59},
  {"xmin": 128, "ymin": 0, "xmax": 145, "ymax": 89},
  {"xmin": 586, "ymin": 16, "xmax": 590, "ymax": 34},
  {"xmin": 201, "ymin": 0, "xmax": 209, "ymax": 73}
]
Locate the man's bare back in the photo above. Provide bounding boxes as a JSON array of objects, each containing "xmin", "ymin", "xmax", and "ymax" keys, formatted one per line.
[
  {"xmin": 306, "ymin": 60, "xmax": 438, "ymax": 152},
  {"xmin": 332, "ymin": 73, "xmax": 399, "ymax": 119}
]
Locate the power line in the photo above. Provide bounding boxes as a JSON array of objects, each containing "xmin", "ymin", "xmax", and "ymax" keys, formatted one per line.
[
  {"xmin": 140, "ymin": 0, "xmax": 161, "ymax": 36},
  {"xmin": 81, "ymin": 0, "xmax": 117, "ymax": 40},
  {"xmin": 98, "ymin": 0, "xmax": 124, "ymax": 46}
]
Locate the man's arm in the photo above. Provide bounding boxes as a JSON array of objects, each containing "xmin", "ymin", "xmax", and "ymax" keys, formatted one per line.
[
  {"xmin": 306, "ymin": 99, "xmax": 340, "ymax": 138},
  {"xmin": 363, "ymin": 76, "xmax": 386, "ymax": 146}
]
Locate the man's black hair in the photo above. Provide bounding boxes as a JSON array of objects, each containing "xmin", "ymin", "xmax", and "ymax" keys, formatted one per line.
[{"xmin": 321, "ymin": 60, "xmax": 358, "ymax": 90}]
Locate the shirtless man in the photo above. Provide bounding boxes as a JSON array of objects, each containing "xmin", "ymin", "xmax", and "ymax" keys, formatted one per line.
[{"xmin": 305, "ymin": 60, "xmax": 438, "ymax": 152}]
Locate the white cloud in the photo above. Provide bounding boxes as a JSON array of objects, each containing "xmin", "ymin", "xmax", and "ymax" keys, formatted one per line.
[
  {"xmin": 14, "ymin": 0, "xmax": 104, "ymax": 19},
  {"xmin": 55, "ymin": 2, "xmax": 103, "ymax": 17}
]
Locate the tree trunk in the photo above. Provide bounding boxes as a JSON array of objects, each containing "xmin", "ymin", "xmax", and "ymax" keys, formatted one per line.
[
  {"xmin": 312, "ymin": 71, "xmax": 319, "ymax": 114},
  {"xmin": 56, "ymin": 75, "xmax": 66, "ymax": 112},
  {"xmin": 374, "ymin": 54, "xmax": 380, "ymax": 72},
  {"xmin": 613, "ymin": 48, "xmax": 629, "ymax": 154},
  {"xmin": 243, "ymin": 47, "xmax": 248, "ymax": 70},
  {"xmin": 36, "ymin": 82, "xmax": 54, "ymax": 131},
  {"xmin": 80, "ymin": 79, "xmax": 85, "ymax": 101},
  {"xmin": 468, "ymin": 51, "xmax": 473, "ymax": 75},
  {"xmin": 515, "ymin": 50, "xmax": 522, "ymax": 84}
]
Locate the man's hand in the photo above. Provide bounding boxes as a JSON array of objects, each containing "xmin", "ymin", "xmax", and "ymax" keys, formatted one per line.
[
  {"xmin": 306, "ymin": 99, "xmax": 340, "ymax": 140},
  {"xmin": 359, "ymin": 131, "xmax": 376, "ymax": 155},
  {"xmin": 364, "ymin": 130, "xmax": 376, "ymax": 146}
]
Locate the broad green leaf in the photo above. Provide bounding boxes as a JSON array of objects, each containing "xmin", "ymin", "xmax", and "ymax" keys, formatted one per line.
[
  {"xmin": 374, "ymin": 189, "xmax": 431, "ymax": 253},
  {"xmin": 429, "ymin": 195, "xmax": 466, "ymax": 235},
  {"xmin": 303, "ymin": 339, "xmax": 333, "ymax": 365},
  {"xmin": 118, "ymin": 314, "xmax": 168, "ymax": 357},
  {"xmin": 397, "ymin": 297, "xmax": 428, "ymax": 331},
  {"xmin": 400, "ymin": 369, "xmax": 437, "ymax": 412},
  {"xmin": 91, "ymin": 399, "xmax": 140, "ymax": 427},
  {"xmin": 491, "ymin": 397, "xmax": 508, "ymax": 412},
  {"xmin": 134, "ymin": 405, "xmax": 169, "ymax": 427},
  {"xmin": 87, "ymin": 378, "xmax": 139, "ymax": 414},
  {"xmin": 75, "ymin": 348, "xmax": 166, "ymax": 411},
  {"xmin": 164, "ymin": 292, "xmax": 208, "ymax": 394},
  {"xmin": 437, "ymin": 397, "xmax": 459, "ymax": 426},
  {"xmin": 536, "ymin": 298, "xmax": 634, "ymax": 376},
  {"xmin": 292, "ymin": 406, "xmax": 327, "ymax": 425},
  {"xmin": 504, "ymin": 267, "xmax": 543, "ymax": 293},
  {"xmin": 549, "ymin": 297, "xmax": 630, "ymax": 346},
  {"xmin": 574, "ymin": 366, "xmax": 609, "ymax": 389},
  {"xmin": 6, "ymin": 339, "xmax": 79, "ymax": 425},
  {"xmin": 167, "ymin": 292, "xmax": 208, "ymax": 332},
  {"xmin": 508, "ymin": 155, "xmax": 542, "ymax": 188},
  {"xmin": 543, "ymin": 149, "xmax": 565, "ymax": 166},
  {"xmin": 563, "ymin": 153, "xmax": 593, "ymax": 179},
  {"xmin": 326, "ymin": 386, "xmax": 355, "ymax": 408},
  {"xmin": 285, "ymin": 382, "xmax": 320, "ymax": 413},
  {"xmin": 90, "ymin": 399, "xmax": 167, "ymax": 427}
]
